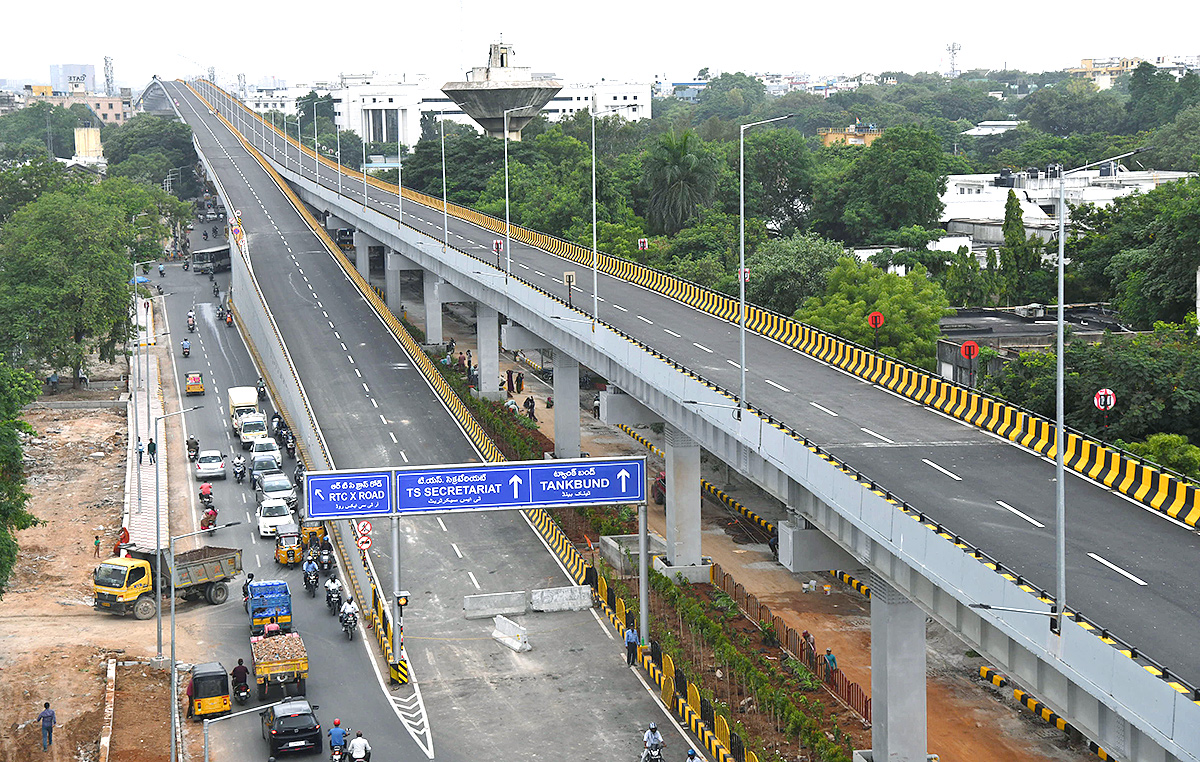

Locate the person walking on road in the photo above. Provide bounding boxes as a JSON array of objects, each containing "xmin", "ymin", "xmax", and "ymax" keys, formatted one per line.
[
  {"xmin": 147, "ymin": 438, "xmax": 157, "ymax": 465},
  {"xmin": 136, "ymin": 437, "xmax": 144, "ymax": 465},
  {"xmin": 624, "ymin": 625, "xmax": 639, "ymax": 665},
  {"xmin": 823, "ymin": 648, "xmax": 838, "ymax": 683},
  {"xmin": 37, "ymin": 702, "xmax": 56, "ymax": 750}
]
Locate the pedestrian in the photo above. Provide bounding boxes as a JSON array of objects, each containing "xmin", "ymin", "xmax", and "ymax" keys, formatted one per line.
[
  {"xmin": 466, "ymin": 349, "xmax": 472, "ymax": 367},
  {"xmin": 824, "ymin": 648, "xmax": 838, "ymax": 682},
  {"xmin": 516, "ymin": 372, "xmax": 524, "ymax": 393},
  {"xmin": 147, "ymin": 438, "xmax": 157, "ymax": 465},
  {"xmin": 506, "ymin": 369, "xmax": 514, "ymax": 395},
  {"xmin": 524, "ymin": 396, "xmax": 538, "ymax": 422},
  {"xmin": 593, "ymin": 396, "xmax": 601, "ymax": 418},
  {"xmin": 457, "ymin": 352, "xmax": 466, "ymax": 371},
  {"xmin": 136, "ymin": 437, "xmax": 144, "ymax": 465},
  {"xmin": 624, "ymin": 624, "xmax": 639, "ymax": 665},
  {"xmin": 94, "ymin": 535, "xmax": 101, "ymax": 558},
  {"xmin": 446, "ymin": 338, "xmax": 455, "ymax": 356},
  {"xmin": 37, "ymin": 702, "xmax": 56, "ymax": 750},
  {"xmin": 802, "ymin": 629, "xmax": 815, "ymax": 655}
]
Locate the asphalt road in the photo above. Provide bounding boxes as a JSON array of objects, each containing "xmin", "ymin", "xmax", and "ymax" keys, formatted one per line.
[
  {"xmin": 163, "ymin": 81, "xmax": 685, "ymax": 762},
  {"xmin": 190, "ymin": 81, "xmax": 1200, "ymax": 687}
]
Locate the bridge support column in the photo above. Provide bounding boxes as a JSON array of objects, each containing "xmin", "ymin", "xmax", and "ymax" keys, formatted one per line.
[
  {"xmin": 384, "ymin": 249, "xmax": 409, "ymax": 317},
  {"xmin": 422, "ymin": 270, "xmax": 444, "ymax": 345},
  {"xmin": 780, "ymin": 483, "xmax": 856, "ymax": 572},
  {"xmin": 476, "ymin": 304, "xmax": 503, "ymax": 401},
  {"xmin": 352, "ymin": 229, "xmax": 377, "ymax": 281},
  {"xmin": 552, "ymin": 355, "xmax": 581, "ymax": 458},
  {"xmin": 325, "ymin": 213, "xmax": 349, "ymax": 232},
  {"xmin": 656, "ymin": 425, "xmax": 704, "ymax": 579},
  {"xmin": 869, "ymin": 577, "xmax": 928, "ymax": 762}
]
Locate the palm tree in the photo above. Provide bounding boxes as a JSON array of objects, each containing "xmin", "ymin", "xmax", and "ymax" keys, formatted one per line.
[{"xmin": 641, "ymin": 129, "xmax": 717, "ymax": 235}]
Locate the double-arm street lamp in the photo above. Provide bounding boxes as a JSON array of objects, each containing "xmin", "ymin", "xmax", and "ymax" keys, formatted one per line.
[
  {"xmin": 152, "ymin": 405, "xmax": 202, "ymax": 658},
  {"xmin": 591, "ymin": 95, "xmax": 638, "ymax": 327},
  {"xmin": 502, "ymin": 106, "xmax": 525, "ymax": 276}
]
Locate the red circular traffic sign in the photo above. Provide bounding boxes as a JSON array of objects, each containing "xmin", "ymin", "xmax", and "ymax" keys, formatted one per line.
[
  {"xmin": 867, "ymin": 311, "xmax": 885, "ymax": 329},
  {"xmin": 1094, "ymin": 388, "xmax": 1116, "ymax": 412},
  {"xmin": 961, "ymin": 340, "xmax": 980, "ymax": 360},
  {"xmin": 357, "ymin": 534, "xmax": 372, "ymax": 550},
  {"xmin": 356, "ymin": 520, "xmax": 372, "ymax": 537}
]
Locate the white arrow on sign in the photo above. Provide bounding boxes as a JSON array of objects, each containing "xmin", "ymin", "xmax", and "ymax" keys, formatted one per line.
[
  {"xmin": 315, "ymin": 489, "xmax": 325, "ymax": 500},
  {"xmin": 509, "ymin": 474, "xmax": 523, "ymax": 498},
  {"xmin": 617, "ymin": 469, "xmax": 630, "ymax": 491}
]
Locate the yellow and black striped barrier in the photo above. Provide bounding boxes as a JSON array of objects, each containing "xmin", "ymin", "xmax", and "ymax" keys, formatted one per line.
[
  {"xmin": 979, "ymin": 666, "xmax": 1007, "ymax": 688},
  {"xmin": 830, "ymin": 570, "xmax": 871, "ymax": 599}
]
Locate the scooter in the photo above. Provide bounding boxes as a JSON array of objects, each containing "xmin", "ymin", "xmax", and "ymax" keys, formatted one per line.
[
  {"xmin": 202, "ymin": 231, "xmax": 208, "ymax": 240},
  {"xmin": 304, "ymin": 569, "xmax": 319, "ymax": 597},
  {"xmin": 233, "ymin": 461, "xmax": 246, "ymax": 484},
  {"xmin": 181, "ymin": 343, "xmax": 190, "ymax": 358},
  {"xmin": 341, "ymin": 611, "xmax": 357, "ymax": 641},
  {"xmin": 182, "ymin": 260, "xmax": 190, "ymax": 271},
  {"xmin": 285, "ymin": 433, "xmax": 296, "ymax": 459},
  {"xmin": 200, "ymin": 507, "xmax": 218, "ymax": 535},
  {"xmin": 233, "ymin": 682, "xmax": 250, "ymax": 706},
  {"xmin": 187, "ymin": 319, "xmax": 196, "ymax": 333},
  {"xmin": 225, "ymin": 313, "xmax": 233, "ymax": 327},
  {"xmin": 159, "ymin": 266, "xmax": 165, "ymax": 278},
  {"xmin": 187, "ymin": 441, "xmax": 200, "ymax": 461},
  {"xmin": 212, "ymin": 282, "xmax": 220, "ymax": 297},
  {"xmin": 319, "ymin": 548, "xmax": 334, "ymax": 574}
]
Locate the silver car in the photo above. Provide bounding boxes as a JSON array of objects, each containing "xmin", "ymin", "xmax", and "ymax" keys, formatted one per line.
[
  {"xmin": 256, "ymin": 470, "xmax": 297, "ymax": 508},
  {"xmin": 195, "ymin": 450, "xmax": 227, "ymax": 480}
]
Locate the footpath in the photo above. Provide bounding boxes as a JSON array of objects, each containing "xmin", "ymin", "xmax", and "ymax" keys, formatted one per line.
[
  {"xmin": 406, "ymin": 301, "xmax": 1088, "ymax": 762},
  {"xmin": 122, "ymin": 298, "xmax": 169, "ymax": 551}
]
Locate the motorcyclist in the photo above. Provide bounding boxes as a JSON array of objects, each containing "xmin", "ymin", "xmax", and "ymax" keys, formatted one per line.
[
  {"xmin": 242, "ymin": 573, "xmax": 255, "ymax": 598},
  {"xmin": 346, "ymin": 731, "xmax": 371, "ymax": 762},
  {"xmin": 232, "ymin": 453, "xmax": 246, "ymax": 472},
  {"xmin": 230, "ymin": 658, "xmax": 250, "ymax": 687},
  {"xmin": 301, "ymin": 555, "xmax": 318, "ymax": 576},
  {"xmin": 319, "ymin": 536, "xmax": 334, "ymax": 556},
  {"xmin": 686, "ymin": 751, "xmax": 697, "ymax": 761},
  {"xmin": 199, "ymin": 483, "xmax": 213, "ymax": 504},
  {"xmin": 328, "ymin": 719, "xmax": 347, "ymax": 751},
  {"xmin": 158, "ymin": 263, "xmax": 165, "ymax": 277},
  {"xmin": 642, "ymin": 723, "xmax": 664, "ymax": 761},
  {"xmin": 225, "ymin": 312, "xmax": 233, "ymax": 327},
  {"xmin": 270, "ymin": 412, "xmax": 283, "ymax": 434},
  {"xmin": 187, "ymin": 309, "xmax": 195, "ymax": 321},
  {"xmin": 339, "ymin": 597, "xmax": 359, "ymax": 625},
  {"xmin": 181, "ymin": 338, "xmax": 191, "ymax": 354},
  {"xmin": 324, "ymin": 573, "xmax": 342, "ymax": 602},
  {"xmin": 202, "ymin": 505, "xmax": 218, "ymax": 527}
]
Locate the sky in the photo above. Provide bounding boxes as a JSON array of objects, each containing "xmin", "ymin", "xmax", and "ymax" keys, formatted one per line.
[{"xmin": 3, "ymin": 0, "xmax": 1199, "ymax": 91}]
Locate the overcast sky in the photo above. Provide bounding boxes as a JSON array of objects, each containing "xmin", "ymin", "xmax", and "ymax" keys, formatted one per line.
[{"xmin": 4, "ymin": 0, "xmax": 1198, "ymax": 90}]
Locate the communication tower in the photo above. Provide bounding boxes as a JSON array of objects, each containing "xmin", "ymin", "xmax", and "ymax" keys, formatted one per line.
[
  {"xmin": 104, "ymin": 56, "xmax": 115, "ymax": 96},
  {"xmin": 946, "ymin": 42, "xmax": 962, "ymax": 79}
]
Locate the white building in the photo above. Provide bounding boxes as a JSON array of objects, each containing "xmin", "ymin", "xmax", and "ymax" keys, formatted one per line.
[
  {"xmin": 961, "ymin": 120, "xmax": 1023, "ymax": 137},
  {"xmin": 543, "ymin": 81, "xmax": 653, "ymax": 120}
]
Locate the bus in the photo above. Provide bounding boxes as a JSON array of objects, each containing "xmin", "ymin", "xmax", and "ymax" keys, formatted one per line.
[{"xmin": 191, "ymin": 244, "xmax": 231, "ymax": 274}]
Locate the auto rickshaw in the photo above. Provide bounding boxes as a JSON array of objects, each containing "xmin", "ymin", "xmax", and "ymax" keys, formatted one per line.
[
  {"xmin": 274, "ymin": 523, "xmax": 303, "ymax": 566},
  {"xmin": 188, "ymin": 662, "xmax": 230, "ymax": 720},
  {"xmin": 185, "ymin": 371, "xmax": 205, "ymax": 396},
  {"xmin": 299, "ymin": 519, "xmax": 326, "ymax": 551}
]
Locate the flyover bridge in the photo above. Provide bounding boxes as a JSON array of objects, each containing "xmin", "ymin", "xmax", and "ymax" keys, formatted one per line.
[{"xmin": 173, "ymin": 78, "xmax": 1200, "ymax": 762}]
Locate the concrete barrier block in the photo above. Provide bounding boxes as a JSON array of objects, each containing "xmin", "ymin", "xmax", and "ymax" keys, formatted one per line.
[
  {"xmin": 463, "ymin": 591, "xmax": 528, "ymax": 619},
  {"xmin": 492, "ymin": 615, "xmax": 531, "ymax": 652},
  {"xmin": 530, "ymin": 585, "xmax": 592, "ymax": 612}
]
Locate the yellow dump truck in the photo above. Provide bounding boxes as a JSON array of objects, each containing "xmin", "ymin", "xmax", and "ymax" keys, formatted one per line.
[
  {"xmin": 93, "ymin": 545, "xmax": 242, "ymax": 619},
  {"xmin": 249, "ymin": 632, "xmax": 309, "ymax": 699}
]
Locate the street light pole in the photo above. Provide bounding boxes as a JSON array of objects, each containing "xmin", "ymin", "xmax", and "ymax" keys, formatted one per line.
[
  {"xmin": 502, "ymin": 106, "xmax": 523, "ymax": 276},
  {"xmin": 590, "ymin": 97, "xmax": 637, "ymax": 327},
  {"xmin": 152, "ymin": 405, "xmax": 202, "ymax": 666},
  {"xmin": 738, "ymin": 115, "xmax": 792, "ymax": 420},
  {"xmin": 170, "ymin": 521, "xmax": 239, "ymax": 762},
  {"xmin": 440, "ymin": 112, "xmax": 449, "ymax": 252},
  {"xmin": 1051, "ymin": 145, "xmax": 1147, "ymax": 635}
]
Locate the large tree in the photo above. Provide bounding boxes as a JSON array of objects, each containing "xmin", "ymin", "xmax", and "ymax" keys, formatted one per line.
[
  {"xmin": 695, "ymin": 72, "xmax": 767, "ymax": 122},
  {"xmin": 741, "ymin": 128, "xmax": 813, "ymax": 236},
  {"xmin": 745, "ymin": 232, "xmax": 844, "ymax": 315},
  {"xmin": 0, "ymin": 156, "xmax": 81, "ymax": 224},
  {"xmin": 641, "ymin": 129, "xmax": 718, "ymax": 235},
  {"xmin": 795, "ymin": 258, "xmax": 951, "ymax": 370},
  {"xmin": 1020, "ymin": 79, "xmax": 1123, "ymax": 136},
  {"xmin": 103, "ymin": 114, "xmax": 198, "ymax": 197},
  {"xmin": 0, "ymin": 354, "xmax": 41, "ymax": 597},
  {"xmin": 1145, "ymin": 104, "xmax": 1200, "ymax": 171}
]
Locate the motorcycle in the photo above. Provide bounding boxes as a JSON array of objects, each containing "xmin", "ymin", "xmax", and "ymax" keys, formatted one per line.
[
  {"xmin": 304, "ymin": 569, "xmax": 319, "ymax": 597},
  {"xmin": 644, "ymin": 743, "xmax": 665, "ymax": 762},
  {"xmin": 181, "ymin": 343, "xmax": 190, "ymax": 358},
  {"xmin": 294, "ymin": 462, "xmax": 306, "ymax": 483},
  {"xmin": 187, "ymin": 440, "xmax": 200, "ymax": 461},
  {"xmin": 212, "ymin": 282, "xmax": 220, "ymax": 297},
  {"xmin": 156, "ymin": 284, "xmax": 163, "ymax": 295},
  {"xmin": 233, "ymin": 682, "xmax": 250, "ymax": 706},
  {"xmin": 257, "ymin": 380, "xmax": 267, "ymax": 401},
  {"xmin": 159, "ymin": 266, "xmax": 165, "ymax": 278},
  {"xmin": 341, "ymin": 611, "xmax": 357, "ymax": 641},
  {"xmin": 202, "ymin": 231, "xmax": 208, "ymax": 240},
  {"xmin": 187, "ymin": 318, "xmax": 196, "ymax": 333},
  {"xmin": 327, "ymin": 587, "xmax": 342, "ymax": 614},
  {"xmin": 225, "ymin": 313, "xmax": 233, "ymax": 327},
  {"xmin": 216, "ymin": 305, "xmax": 225, "ymax": 321},
  {"xmin": 182, "ymin": 259, "xmax": 190, "ymax": 271},
  {"xmin": 199, "ymin": 491, "xmax": 215, "ymax": 510},
  {"xmin": 233, "ymin": 461, "xmax": 246, "ymax": 484},
  {"xmin": 330, "ymin": 742, "xmax": 346, "ymax": 762},
  {"xmin": 319, "ymin": 548, "xmax": 333, "ymax": 575},
  {"xmin": 212, "ymin": 225, "xmax": 219, "ymax": 236},
  {"xmin": 200, "ymin": 507, "xmax": 218, "ymax": 535},
  {"xmin": 285, "ymin": 433, "xmax": 296, "ymax": 459}
]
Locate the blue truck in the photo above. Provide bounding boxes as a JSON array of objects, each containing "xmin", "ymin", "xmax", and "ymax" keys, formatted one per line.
[{"xmin": 247, "ymin": 579, "xmax": 292, "ymax": 635}]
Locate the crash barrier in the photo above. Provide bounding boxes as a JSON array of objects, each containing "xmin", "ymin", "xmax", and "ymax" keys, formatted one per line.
[
  {"xmin": 830, "ymin": 570, "xmax": 872, "ymax": 599},
  {"xmin": 492, "ymin": 615, "xmax": 532, "ymax": 652},
  {"xmin": 982, "ymin": 668, "xmax": 1115, "ymax": 761},
  {"xmin": 98, "ymin": 658, "xmax": 116, "ymax": 762},
  {"xmin": 617, "ymin": 424, "xmax": 777, "ymax": 536},
  {"xmin": 530, "ymin": 585, "xmax": 592, "ymax": 612},
  {"xmin": 199, "ymin": 82, "xmax": 1200, "ymax": 715},
  {"xmin": 239, "ymin": 79, "xmax": 1200, "ymax": 529},
  {"xmin": 464, "ymin": 591, "xmax": 528, "ymax": 619},
  {"xmin": 711, "ymin": 563, "xmax": 872, "ymax": 725}
]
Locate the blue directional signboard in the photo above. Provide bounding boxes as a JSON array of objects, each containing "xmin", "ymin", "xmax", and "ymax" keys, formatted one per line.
[
  {"xmin": 395, "ymin": 457, "xmax": 645, "ymax": 515},
  {"xmin": 305, "ymin": 457, "xmax": 644, "ymax": 519},
  {"xmin": 305, "ymin": 470, "xmax": 394, "ymax": 519}
]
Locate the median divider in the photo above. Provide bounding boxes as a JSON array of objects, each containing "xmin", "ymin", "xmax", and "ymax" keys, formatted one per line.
[
  {"xmin": 530, "ymin": 585, "xmax": 591, "ymax": 612},
  {"xmin": 464, "ymin": 591, "xmax": 528, "ymax": 619},
  {"xmin": 491, "ymin": 615, "xmax": 532, "ymax": 652}
]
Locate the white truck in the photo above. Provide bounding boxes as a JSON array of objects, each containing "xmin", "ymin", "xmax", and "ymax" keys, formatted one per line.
[
  {"xmin": 228, "ymin": 386, "xmax": 260, "ymax": 432},
  {"xmin": 238, "ymin": 413, "xmax": 269, "ymax": 450}
]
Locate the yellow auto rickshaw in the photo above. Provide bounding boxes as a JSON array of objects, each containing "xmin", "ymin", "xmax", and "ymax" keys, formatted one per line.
[
  {"xmin": 274, "ymin": 523, "xmax": 303, "ymax": 566},
  {"xmin": 300, "ymin": 519, "xmax": 326, "ymax": 550},
  {"xmin": 185, "ymin": 371, "xmax": 205, "ymax": 396},
  {"xmin": 188, "ymin": 662, "xmax": 230, "ymax": 720}
]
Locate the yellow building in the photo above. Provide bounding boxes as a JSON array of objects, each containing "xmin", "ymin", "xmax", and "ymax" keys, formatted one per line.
[
  {"xmin": 1066, "ymin": 57, "xmax": 1145, "ymax": 81},
  {"xmin": 818, "ymin": 126, "xmax": 884, "ymax": 147}
]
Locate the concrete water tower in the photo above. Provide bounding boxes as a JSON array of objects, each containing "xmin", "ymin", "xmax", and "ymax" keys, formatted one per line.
[{"xmin": 441, "ymin": 43, "xmax": 561, "ymax": 141}]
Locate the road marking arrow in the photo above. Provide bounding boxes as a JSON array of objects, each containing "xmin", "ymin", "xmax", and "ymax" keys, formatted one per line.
[{"xmin": 508, "ymin": 474, "xmax": 523, "ymax": 498}]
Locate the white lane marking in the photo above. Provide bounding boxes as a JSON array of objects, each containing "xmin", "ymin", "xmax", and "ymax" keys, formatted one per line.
[
  {"xmin": 379, "ymin": 414, "xmax": 388, "ymax": 425},
  {"xmin": 340, "ymin": 343, "xmax": 347, "ymax": 351},
  {"xmin": 371, "ymin": 399, "xmax": 379, "ymax": 408},
  {"xmin": 664, "ymin": 329, "xmax": 681, "ymax": 337},
  {"xmin": 765, "ymin": 379, "xmax": 790, "ymax": 392},
  {"xmin": 922, "ymin": 458, "xmax": 962, "ymax": 481},
  {"xmin": 451, "ymin": 543, "xmax": 463, "ymax": 559},
  {"xmin": 810, "ymin": 401, "xmax": 839, "ymax": 417},
  {"xmin": 328, "ymin": 321, "xmax": 335, "ymax": 329},
  {"xmin": 362, "ymin": 383, "xmax": 370, "ymax": 393},
  {"xmin": 518, "ymin": 263, "xmax": 529, "ymax": 269},
  {"xmin": 533, "ymin": 270, "xmax": 547, "ymax": 277},
  {"xmin": 860, "ymin": 427, "xmax": 895, "ymax": 444},
  {"xmin": 436, "ymin": 517, "xmax": 447, "ymax": 532},
  {"xmin": 322, "ymin": 311, "xmax": 328, "ymax": 318},
  {"xmin": 693, "ymin": 342, "xmax": 712, "ymax": 353},
  {"xmin": 726, "ymin": 359, "xmax": 741, "ymax": 369},
  {"xmin": 997, "ymin": 500, "xmax": 1046, "ymax": 528},
  {"xmin": 467, "ymin": 571, "xmax": 482, "ymax": 590},
  {"xmin": 255, "ymin": 553, "xmax": 261, "ymax": 566},
  {"xmin": 400, "ymin": 450, "xmax": 409, "ymax": 463},
  {"xmin": 389, "ymin": 432, "xmax": 398, "ymax": 444},
  {"xmin": 355, "ymin": 369, "xmax": 362, "ymax": 378},
  {"xmin": 612, "ymin": 304, "xmax": 628, "ymax": 312},
  {"xmin": 590, "ymin": 607, "xmax": 614, "ymax": 638},
  {"xmin": 1087, "ymin": 552, "xmax": 1148, "ymax": 586},
  {"xmin": 637, "ymin": 315, "xmax": 653, "ymax": 324},
  {"xmin": 347, "ymin": 355, "xmax": 355, "ymax": 364}
]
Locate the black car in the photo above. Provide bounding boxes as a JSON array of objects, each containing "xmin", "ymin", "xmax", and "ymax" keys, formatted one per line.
[{"xmin": 262, "ymin": 699, "xmax": 322, "ymax": 755}]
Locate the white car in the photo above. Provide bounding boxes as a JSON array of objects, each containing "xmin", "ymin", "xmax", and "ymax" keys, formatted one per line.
[
  {"xmin": 256, "ymin": 498, "xmax": 293, "ymax": 537},
  {"xmin": 251, "ymin": 438, "xmax": 282, "ymax": 468},
  {"xmin": 195, "ymin": 450, "xmax": 227, "ymax": 480}
]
